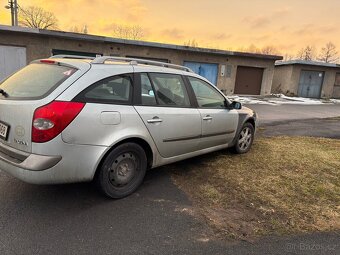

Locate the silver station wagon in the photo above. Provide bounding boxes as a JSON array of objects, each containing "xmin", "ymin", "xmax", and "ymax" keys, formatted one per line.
[{"xmin": 0, "ymin": 56, "xmax": 257, "ymax": 198}]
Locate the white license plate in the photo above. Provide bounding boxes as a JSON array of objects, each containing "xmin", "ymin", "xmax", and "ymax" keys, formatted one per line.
[{"xmin": 0, "ymin": 122, "xmax": 9, "ymax": 140}]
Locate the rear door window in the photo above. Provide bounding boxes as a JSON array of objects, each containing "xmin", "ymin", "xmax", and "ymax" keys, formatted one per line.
[
  {"xmin": 149, "ymin": 73, "xmax": 190, "ymax": 107},
  {"xmin": 0, "ymin": 63, "xmax": 77, "ymax": 100}
]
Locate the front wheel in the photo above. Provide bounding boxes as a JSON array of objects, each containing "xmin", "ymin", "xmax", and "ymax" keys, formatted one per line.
[
  {"xmin": 232, "ymin": 122, "xmax": 254, "ymax": 154},
  {"xmin": 96, "ymin": 143, "xmax": 147, "ymax": 199}
]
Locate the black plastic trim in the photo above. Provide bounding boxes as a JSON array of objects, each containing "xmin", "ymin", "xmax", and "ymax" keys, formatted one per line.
[{"xmin": 163, "ymin": 131, "xmax": 234, "ymax": 143}]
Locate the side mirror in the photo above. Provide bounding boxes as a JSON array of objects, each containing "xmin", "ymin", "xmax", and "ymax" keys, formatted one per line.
[{"xmin": 230, "ymin": 101, "xmax": 242, "ymax": 110}]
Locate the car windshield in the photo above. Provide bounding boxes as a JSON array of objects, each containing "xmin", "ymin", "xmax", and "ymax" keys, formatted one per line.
[{"xmin": 0, "ymin": 63, "xmax": 77, "ymax": 100}]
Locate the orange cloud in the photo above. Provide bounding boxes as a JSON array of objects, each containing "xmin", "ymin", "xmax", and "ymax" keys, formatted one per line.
[{"xmin": 0, "ymin": 0, "xmax": 339, "ymax": 56}]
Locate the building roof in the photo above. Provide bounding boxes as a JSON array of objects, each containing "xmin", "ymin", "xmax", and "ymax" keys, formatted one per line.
[
  {"xmin": 0, "ymin": 25, "xmax": 282, "ymax": 61},
  {"xmin": 276, "ymin": 60, "xmax": 340, "ymax": 68}
]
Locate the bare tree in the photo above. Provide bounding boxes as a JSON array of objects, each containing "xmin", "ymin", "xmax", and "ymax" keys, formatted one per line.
[
  {"xmin": 260, "ymin": 46, "xmax": 280, "ymax": 55},
  {"xmin": 19, "ymin": 6, "xmax": 58, "ymax": 29},
  {"xmin": 297, "ymin": 46, "xmax": 315, "ymax": 61},
  {"xmin": 283, "ymin": 53, "xmax": 294, "ymax": 61},
  {"xmin": 69, "ymin": 25, "xmax": 88, "ymax": 34},
  {"xmin": 112, "ymin": 24, "xmax": 145, "ymax": 40},
  {"xmin": 183, "ymin": 39, "xmax": 199, "ymax": 47},
  {"xmin": 245, "ymin": 44, "xmax": 261, "ymax": 54},
  {"xmin": 318, "ymin": 42, "xmax": 338, "ymax": 63},
  {"xmin": 83, "ymin": 25, "xmax": 88, "ymax": 34},
  {"xmin": 69, "ymin": 26, "xmax": 80, "ymax": 33},
  {"xmin": 237, "ymin": 45, "xmax": 281, "ymax": 55}
]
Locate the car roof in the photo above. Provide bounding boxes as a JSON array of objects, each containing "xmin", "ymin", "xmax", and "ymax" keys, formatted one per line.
[{"xmin": 34, "ymin": 56, "xmax": 213, "ymax": 85}]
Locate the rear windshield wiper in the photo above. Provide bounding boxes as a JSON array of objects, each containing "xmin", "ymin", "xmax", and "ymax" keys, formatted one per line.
[{"xmin": 0, "ymin": 89, "xmax": 9, "ymax": 98}]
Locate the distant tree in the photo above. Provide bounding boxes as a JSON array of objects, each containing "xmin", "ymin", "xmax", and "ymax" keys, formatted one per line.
[
  {"xmin": 283, "ymin": 53, "xmax": 294, "ymax": 61},
  {"xmin": 237, "ymin": 45, "xmax": 281, "ymax": 55},
  {"xmin": 318, "ymin": 42, "xmax": 338, "ymax": 63},
  {"xmin": 297, "ymin": 46, "xmax": 315, "ymax": 61},
  {"xmin": 83, "ymin": 25, "xmax": 88, "ymax": 34},
  {"xmin": 184, "ymin": 39, "xmax": 199, "ymax": 47},
  {"xmin": 69, "ymin": 25, "xmax": 88, "ymax": 34},
  {"xmin": 69, "ymin": 26, "xmax": 80, "ymax": 33},
  {"xmin": 260, "ymin": 46, "xmax": 281, "ymax": 55},
  {"xmin": 19, "ymin": 6, "xmax": 58, "ymax": 29},
  {"xmin": 112, "ymin": 24, "xmax": 145, "ymax": 40},
  {"xmin": 246, "ymin": 44, "xmax": 261, "ymax": 54}
]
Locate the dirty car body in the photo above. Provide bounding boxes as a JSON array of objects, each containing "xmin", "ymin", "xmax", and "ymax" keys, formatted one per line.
[{"xmin": 0, "ymin": 56, "xmax": 257, "ymax": 198}]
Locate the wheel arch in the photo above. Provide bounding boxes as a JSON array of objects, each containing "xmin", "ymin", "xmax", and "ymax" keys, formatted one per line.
[
  {"xmin": 229, "ymin": 115, "xmax": 256, "ymax": 148},
  {"xmin": 245, "ymin": 117, "xmax": 256, "ymax": 130},
  {"xmin": 92, "ymin": 137, "xmax": 154, "ymax": 180}
]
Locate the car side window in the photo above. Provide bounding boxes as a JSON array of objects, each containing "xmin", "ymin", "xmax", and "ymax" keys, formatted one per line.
[
  {"xmin": 149, "ymin": 73, "xmax": 190, "ymax": 107},
  {"xmin": 141, "ymin": 73, "xmax": 157, "ymax": 106},
  {"xmin": 188, "ymin": 77, "xmax": 225, "ymax": 108},
  {"xmin": 74, "ymin": 75, "xmax": 132, "ymax": 104}
]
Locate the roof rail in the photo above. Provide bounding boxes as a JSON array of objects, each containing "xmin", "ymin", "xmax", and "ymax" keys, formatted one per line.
[
  {"xmin": 50, "ymin": 55, "xmax": 95, "ymax": 60},
  {"xmin": 91, "ymin": 56, "xmax": 193, "ymax": 72}
]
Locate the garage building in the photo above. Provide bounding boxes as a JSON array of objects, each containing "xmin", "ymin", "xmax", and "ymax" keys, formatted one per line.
[
  {"xmin": 0, "ymin": 25, "xmax": 282, "ymax": 96},
  {"xmin": 272, "ymin": 60, "xmax": 340, "ymax": 99}
]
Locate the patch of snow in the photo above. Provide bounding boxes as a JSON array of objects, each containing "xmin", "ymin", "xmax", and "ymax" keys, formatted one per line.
[
  {"xmin": 228, "ymin": 96, "xmax": 277, "ymax": 105},
  {"xmin": 227, "ymin": 94, "xmax": 340, "ymax": 105},
  {"xmin": 269, "ymin": 94, "xmax": 324, "ymax": 105},
  {"xmin": 329, "ymin": 98, "xmax": 340, "ymax": 104}
]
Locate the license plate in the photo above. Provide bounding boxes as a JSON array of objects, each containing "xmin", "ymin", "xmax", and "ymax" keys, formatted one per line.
[{"xmin": 0, "ymin": 121, "xmax": 9, "ymax": 140}]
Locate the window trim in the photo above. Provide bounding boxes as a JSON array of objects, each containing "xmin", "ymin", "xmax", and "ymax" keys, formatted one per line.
[
  {"xmin": 140, "ymin": 73, "xmax": 159, "ymax": 106},
  {"xmin": 185, "ymin": 75, "xmax": 229, "ymax": 109},
  {"xmin": 72, "ymin": 73, "xmax": 134, "ymax": 105}
]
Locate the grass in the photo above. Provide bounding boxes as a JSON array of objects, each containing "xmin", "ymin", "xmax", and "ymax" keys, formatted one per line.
[{"xmin": 171, "ymin": 136, "xmax": 340, "ymax": 240}]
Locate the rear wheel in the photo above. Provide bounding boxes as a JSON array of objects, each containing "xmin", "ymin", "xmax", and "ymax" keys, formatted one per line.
[
  {"xmin": 232, "ymin": 122, "xmax": 254, "ymax": 154},
  {"xmin": 96, "ymin": 143, "xmax": 147, "ymax": 199}
]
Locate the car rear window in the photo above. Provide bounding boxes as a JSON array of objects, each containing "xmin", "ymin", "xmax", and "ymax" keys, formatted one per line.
[{"xmin": 0, "ymin": 63, "xmax": 77, "ymax": 100}]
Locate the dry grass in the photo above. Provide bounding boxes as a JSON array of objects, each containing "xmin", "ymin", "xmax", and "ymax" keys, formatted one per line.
[{"xmin": 171, "ymin": 137, "xmax": 340, "ymax": 239}]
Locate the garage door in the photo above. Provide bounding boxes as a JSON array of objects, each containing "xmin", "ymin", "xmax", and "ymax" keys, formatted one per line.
[
  {"xmin": 298, "ymin": 70, "xmax": 324, "ymax": 98},
  {"xmin": 333, "ymin": 73, "xmax": 340, "ymax": 99},
  {"xmin": 183, "ymin": 61, "xmax": 218, "ymax": 85},
  {"xmin": 0, "ymin": 45, "xmax": 26, "ymax": 82},
  {"xmin": 234, "ymin": 66, "xmax": 263, "ymax": 95}
]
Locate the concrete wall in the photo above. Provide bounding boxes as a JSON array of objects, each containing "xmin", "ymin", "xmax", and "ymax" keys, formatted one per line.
[
  {"xmin": 273, "ymin": 64, "xmax": 339, "ymax": 98},
  {"xmin": 272, "ymin": 65, "xmax": 294, "ymax": 95},
  {"xmin": 0, "ymin": 30, "xmax": 277, "ymax": 96}
]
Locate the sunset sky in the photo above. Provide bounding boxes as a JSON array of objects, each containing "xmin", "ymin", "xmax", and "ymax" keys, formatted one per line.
[{"xmin": 0, "ymin": 0, "xmax": 339, "ymax": 56}]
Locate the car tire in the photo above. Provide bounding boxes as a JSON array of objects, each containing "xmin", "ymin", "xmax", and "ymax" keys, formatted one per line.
[
  {"xmin": 96, "ymin": 142, "xmax": 147, "ymax": 199},
  {"xmin": 232, "ymin": 122, "xmax": 255, "ymax": 154}
]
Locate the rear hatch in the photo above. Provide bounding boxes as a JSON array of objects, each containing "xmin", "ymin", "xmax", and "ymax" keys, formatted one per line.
[{"xmin": 0, "ymin": 59, "xmax": 90, "ymax": 153}]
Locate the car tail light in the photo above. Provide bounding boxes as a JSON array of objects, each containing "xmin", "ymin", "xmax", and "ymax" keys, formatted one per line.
[
  {"xmin": 40, "ymin": 59, "xmax": 56, "ymax": 64},
  {"xmin": 32, "ymin": 101, "xmax": 85, "ymax": 143}
]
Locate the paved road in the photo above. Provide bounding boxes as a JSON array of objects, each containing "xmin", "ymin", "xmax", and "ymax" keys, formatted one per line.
[
  {"xmin": 260, "ymin": 118, "xmax": 340, "ymax": 139},
  {"xmin": 0, "ymin": 104, "xmax": 339, "ymax": 254},
  {"xmin": 246, "ymin": 104, "xmax": 340, "ymax": 125},
  {"xmin": 0, "ymin": 168, "xmax": 339, "ymax": 255},
  {"xmin": 250, "ymin": 104, "xmax": 340, "ymax": 139},
  {"xmin": 0, "ymin": 168, "xmax": 226, "ymax": 255}
]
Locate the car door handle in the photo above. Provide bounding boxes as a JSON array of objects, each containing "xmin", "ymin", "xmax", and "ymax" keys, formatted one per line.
[
  {"xmin": 147, "ymin": 116, "xmax": 163, "ymax": 123},
  {"xmin": 203, "ymin": 115, "xmax": 213, "ymax": 121}
]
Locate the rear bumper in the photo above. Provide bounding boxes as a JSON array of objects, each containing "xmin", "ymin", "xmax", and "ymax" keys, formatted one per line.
[
  {"xmin": 0, "ymin": 142, "xmax": 61, "ymax": 171},
  {"xmin": 0, "ymin": 140, "xmax": 107, "ymax": 184}
]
